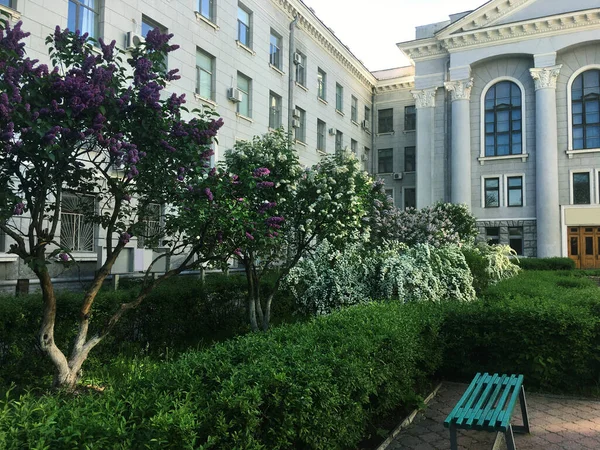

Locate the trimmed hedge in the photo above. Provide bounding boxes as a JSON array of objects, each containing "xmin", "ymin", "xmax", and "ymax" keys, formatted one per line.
[
  {"xmin": 0, "ymin": 302, "xmax": 443, "ymax": 449},
  {"xmin": 516, "ymin": 257, "xmax": 575, "ymax": 271}
]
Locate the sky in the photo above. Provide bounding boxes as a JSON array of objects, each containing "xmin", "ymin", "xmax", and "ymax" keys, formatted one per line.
[{"xmin": 301, "ymin": 0, "xmax": 488, "ymax": 71}]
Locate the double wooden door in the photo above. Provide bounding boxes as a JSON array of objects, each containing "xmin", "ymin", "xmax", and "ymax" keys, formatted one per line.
[{"xmin": 568, "ymin": 226, "xmax": 600, "ymax": 269}]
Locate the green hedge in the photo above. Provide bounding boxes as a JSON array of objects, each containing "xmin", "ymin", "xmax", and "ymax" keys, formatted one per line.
[
  {"xmin": 516, "ymin": 257, "xmax": 575, "ymax": 271},
  {"xmin": 0, "ymin": 302, "xmax": 443, "ymax": 449}
]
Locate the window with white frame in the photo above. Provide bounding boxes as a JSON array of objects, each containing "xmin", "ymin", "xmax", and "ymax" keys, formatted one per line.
[
  {"xmin": 351, "ymin": 96, "xmax": 358, "ymax": 122},
  {"xmin": 295, "ymin": 51, "xmax": 306, "ymax": 86},
  {"xmin": 335, "ymin": 130, "xmax": 343, "ymax": 152},
  {"xmin": 60, "ymin": 192, "xmax": 95, "ymax": 252},
  {"xmin": 506, "ymin": 175, "xmax": 524, "ymax": 207},
  {"xmin": 483, "ymin": 80, "xmax": 522, "ymax": 157},
  {"xmin": 269, "ymin": 91, "xmax": 282, "ymax": 129},
  {"xmin": 335, "ymin": 83, "xmax": 343, "ymax": 112},
  {"xmin": 317, "ymin": 119, "xmax": 326, "ymax": 152},
  {"xmin": 196, "ymin": 48, "xmax": 215, "ymax": 100},
  {"xmin": 351, "ymin": 139, "xmax": 357, "ymax": 155},
  {"xmin": 137, "ymin": 203, "xmax": 163, "ymax": 249},
  {"xmin": 269, "ymin": 29, "xmax": 282, "ymax": 69},
  {"xmin": 237, "ymin": 72, "xmax": 251, "ymax": 117},
  {"xmin": 571, "ymin": 69, "xmax": 600, "ymax": 150},
  {"xmin": 237, "ymin": 4, "xmax": 251, "ymax": 47},
  {"xmin": 68, "ymin": 0, "xmax": 99, "ymax": 38},
  {"xmin": 378, "ymin": 148, "xmax": 393, "ymax": 173},
  {"xmin": 197, "ymin": 0, "xmax": 215, "ymax": 22},
  {"xmin": 483, "ymin": 177, "xmax": 500, "ymax": 208},
  {"xmin": 572, "ymin": 171, "xmax": 591, "ymax": 204},
  {"xmin": 378, "ymin": 108, "xmax": 393, "ymax": 134},
  {"xmin": 317, "ymin": 68, "xmax": 326, "ymax": 100},
  {"xmin": 295, "ymin": 106, "xmax": 306, "ymax": 143}
]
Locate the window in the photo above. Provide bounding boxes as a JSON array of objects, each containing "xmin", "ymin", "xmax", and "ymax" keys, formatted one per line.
[
  {"xmin": 404, "ymin": 188, "xmax": 416, "ymax": 209},
  {"xmin": 60, "ymin": 192, "xmax": 95, "ymax": 252},
  {"xmin": 404, "ymin": 146, "xmax": 415, "ymax": 172},
  {"xmin": 486, "ymin": 227, "xmax": 500, "ymax": 245},
  {"xmin": 509, "ymin": 227, "xmax": 523, "ymax": 256},
  {"xmin": 237, "ymin": 4, "xmax": 251, "ymax": 47},
  {"xmin": 0, "ymin": 0, "xmax": 14, "ymax": 8},
  {"xmin": 295, "ymin": 51, "xmax": 306, "ymax": 86},
  {"xmin": 335, "ymin": 130, "xmax": 343, "ymax": 152},
  {"xmin": 351, "ymin": 139, "xmax": 357, "ymax": 155},
  {"xmin": 68, "ymin": 0, "xmax": 99, "ymax": 38},
  {"xmin": 269, "ymin": 91, "xmax": 282, "ymax": 129},
  {"xmin": 269, "ymin": 29, "xmax": 282, "ymax": 69},
  {"xmin": 196, "ymin": 48, "xmax": 215, "ymax": 100},
  {"xmin": 137, "ymin": 203, "xmax": 163, "ymax": 249},
  {"xmin": 317, "ymin": 119, "xmax": 326, "ymax": 152},
  {"xmin": 506, "ymin": 176, "xmax": 523, "ymax": 207},
  {"xmin": 197, "ymin": 0, "xmax": 215, "ymax": 22},
  {"xmin": 317, "ymin": 68, "xmax": 326, "ymax": 100},
  {"xmin": 378, "ymin": 148, "xmax": 393, "ymax": 173},
  {"xmin": 364, "ymin": 105, "xmax": 371, "ymax": 121},
  {"xmin": 404, "ymin": 105, "xmax": 416, "ymax": 131},
  {"xmin": 378, "ymin": 108, "xmax": 394, "ymax": 134},
  {"xmin": 484, "ymin": 177, "xmax": 500, "ymax": 208},
  {"xmin": 572, "ymin": 69, "xmax": 600, "ymax": 150},
  {"xmin": 351, "ymin": 96, "xmax": 358, "ymax": 122},
  {"xmin": 237, "ymin": 72, "xmax": 251, "ymax": 117},
  {"xmin": 484, "ymin": 80, "xmax": 522, "ymax": 156},
  {"xmin": 385, "ymin": 189, "xmax": 394, "ymax": 200},
  {"xmin": 336, "ymin": 83, "xmax": 343, "ymax": 112},
  {"xmin": 295, "ymin": 106, "xmax": 306, "ymax": 143},
  {"xmin": 142, "ymin": 16, "xmax": 167, "ymax": 66},
  {"xmin": 573, "ymin": 172, "xmax": 591, "ymax": 204}
]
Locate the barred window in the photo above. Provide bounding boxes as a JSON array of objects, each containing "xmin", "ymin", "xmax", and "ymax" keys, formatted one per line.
[{"xmin": 60, "ymin": 192, "xmax": 95, "ymax": 252}]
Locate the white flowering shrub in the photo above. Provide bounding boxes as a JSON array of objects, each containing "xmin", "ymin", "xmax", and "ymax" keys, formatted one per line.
[{"xmin": 462, "ymin": 244, "xmax": 521, "ymax": 293}]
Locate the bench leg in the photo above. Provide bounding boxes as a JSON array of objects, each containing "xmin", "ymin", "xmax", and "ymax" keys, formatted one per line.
[
  {"xmin": 449, "ymin": 425, "xmax": 458, "ymax": 450},
  {"xmin": 513, "ymin": 385, "xmax": 530, "ymax": 434},
  {"xmin": 505, "ymin": 424, "xmax": 516, "ymax": 450}
]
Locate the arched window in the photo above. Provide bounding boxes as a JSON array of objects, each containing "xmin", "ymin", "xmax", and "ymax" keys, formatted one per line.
[
  {"xmin": 572, "ymin": 69, "xmax": 600, "ymax": 150},
  {"xmin": 484, "ymin": 81, "xmax": 522, "ymax": 157}
]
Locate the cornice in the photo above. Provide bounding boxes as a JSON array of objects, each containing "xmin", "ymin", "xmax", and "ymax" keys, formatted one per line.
[
  {"xmin": 396, "ymin": 38, "xmax": 447, "ymax": 63},
  {"xmin": 375, "ymin": 77, "xmax": 415, "ymax": 93},
  {"xmin": 271, "ymin": 0, "xmax": 376, "ymax": 89}
]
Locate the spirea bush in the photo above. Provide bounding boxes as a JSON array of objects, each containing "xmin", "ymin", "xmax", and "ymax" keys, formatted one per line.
[{"xmin": 461, "ymin": 244, "xmax": 521, "ymax": 294}]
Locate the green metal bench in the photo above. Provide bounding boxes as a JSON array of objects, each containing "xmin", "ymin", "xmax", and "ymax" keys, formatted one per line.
[{"xmin": 444, "ymin": 373, "xmax": 530, "ymax": 450}]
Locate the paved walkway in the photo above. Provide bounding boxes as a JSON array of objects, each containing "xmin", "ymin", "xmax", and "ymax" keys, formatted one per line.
[{"xmin": 387, "ymin": 382, "xmax": 600, "ymax": 450}]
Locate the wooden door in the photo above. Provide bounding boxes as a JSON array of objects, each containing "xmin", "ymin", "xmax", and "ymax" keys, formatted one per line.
[
  {"xmin": 568, "ymin": 227, "xmax": 581, "ymax": 269},
  {"xmin": 568, "ymin": 226, "xmax": 600, "ymax": 269}
]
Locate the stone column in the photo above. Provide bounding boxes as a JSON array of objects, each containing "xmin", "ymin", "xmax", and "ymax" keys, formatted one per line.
[
  {"xmin": 530, "ymin": 65, "xmax": 562, "ymax": 257},
  {"xmin": 444, "ymin": 78, "xmax": 474, "ymax": 207},
  {"xmin": 411, "ymin": 87, "xmax": 437, "ymax": 209}
]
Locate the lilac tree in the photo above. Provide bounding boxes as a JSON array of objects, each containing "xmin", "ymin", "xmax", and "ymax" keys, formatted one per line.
[{"xmin": 0, "ymin": 19, "xmax": 226, "ymax": 389}]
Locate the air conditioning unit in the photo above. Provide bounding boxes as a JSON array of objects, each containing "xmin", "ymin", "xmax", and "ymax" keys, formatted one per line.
[
  {"xmin": 292, "ymin": 108, "xmax": 301, "ymax": 119},
  {"xmin": 393, "ymin": 173, "xmax": 403, "ymax": 180},
  {"xmin": 328, "ymin": 128, "xmax": 336, "ymax": 136},
  {"xmin": 292, "ymin": 119, "xmax": 301, "ymax": 128},
  {"xmin": 362, "ymin": 120, "xmax": 370, "ymax": 132},
  {"xmin": 293, "ymin": 52, "xmax": 302, "ymax": 65},
  {"xmin": 360, "ymin": 154, "xmax": 369, "ymax": 162},
  {"xmin": 227, "ymin": 87, "xmax": 243, "ymax": 103},
  {"xmin": 126, "ymin": 31, "xmax": 144, "ymax": 49}
]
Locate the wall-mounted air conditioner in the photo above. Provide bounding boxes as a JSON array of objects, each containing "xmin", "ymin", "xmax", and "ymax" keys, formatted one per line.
[
  {"xmin": 126, "ymin": 31, "xmax": 144, "ymax": 49},
  {"xmin": 393, "ymin": 173, "xmax": 403, "ymax": 180},
  {"xmin": 328, "ymin": 128, "xmax": 336, "ymax": 136},
  {"xmin": 292, "ymin": 108, "xmax": 301, "ymax": 119},
  {"xmin": 227, "ymin": 87, "xmax": 243, "ymax": 103},
  {"xmin": 293, "ymin": 52, "xmax": 302, "ymax": 65},
  {"xmin": 292, "ymin": 119, "xmax": 301, "ymax": 128}
]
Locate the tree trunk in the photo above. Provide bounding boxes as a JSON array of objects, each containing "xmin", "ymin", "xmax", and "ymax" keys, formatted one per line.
[
  {"xmin": 245, "ymin": 263, "xmax": 259, "ymax": 332},
  {"xmin": 262, "ymin": 292, "xmax": 275, "ymax": 331},
  {"xmin": 253, "ymin": 269, "xmax": 264, "ymax": 329}
]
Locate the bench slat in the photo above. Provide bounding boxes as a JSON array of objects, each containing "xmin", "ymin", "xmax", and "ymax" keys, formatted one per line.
[
  {"xmin": 498, "ymin": 375, "xmax": 524, "ymax": 432},
  {"xmin": 464, "ymin": 373, "xmax": 500, "ymax": 428},
  {"xmin": 474, "ymin": 374, "xmax": 509, "ymax": 430},
  {"xmin": 488, "ymin": 374, "xmax": 518, "ymax": 432},
  {"xmin": 443, "ymin": 372, "xmax": 484, "ymax": 429}
]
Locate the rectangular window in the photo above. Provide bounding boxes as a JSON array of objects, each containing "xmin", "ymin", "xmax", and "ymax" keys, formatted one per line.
[
  {"xmin": 336, "ymin": 83, "xmax": 343, "ymax": 112},
  {"xmin": 295, "ymin": 106, "xmax": 306, "ymax": 143},
  {"xmin": 237, "ymin": 4, "xmax": 251, "ymax": 47},
  {"xmin": 404, "ymin": 146, "xmax": 415, "ymax": 172},
  {"xmin": 385, "ymin": 189, "xmax": 394, "ymax": 200},
  {"xmin": 0, "ymin": 1, "xmax": 14, "ymax": 8},
  {"xmin": 317, "ymin": 68, "xmax": 326, "ymax": 100},
  {"xmin": 269, "ymin": 29, "xmax": 282, "ymax": 69},
  {"xmin": 269, "ymin": 91, "xmax": 282, "ymax": 129},
  {"xmin": 484, "ymin": 177, "xmax": 500, "ymax": 208},
  {"xmin": 317, "ymin": 119, "xmax": 326, "ymax": 152},
  {"xmin": 486, "ymin": 227, "xmax": 500, "ymax": 245},
  {"xmin": 364, "ymin": 105, "xmax": 371, "ymax": 121},
  {"xmin": 295, "ymin": 51, "xmax": 306, "ymax": 86},
  {"xmin": 507, "ymin": 176, "xmax": 523, "ymax": 207},
  {"xmin": 142, "ymin": 16, "xmax": 167, "ymax": 67},
  {"xmin": 404, "ymin": 188, "xmax": 416, "ymax": 209},
  {"xmin": 68, "ymin": 0, "xmax": 99, "ymax": 38},
  {"xmin": 351, "ymin": 139, "xmax": 357, "ymax": 155},
  {"xmin": 378, "ymin": 148, "xmax": 393, "ymax": 173},
  {"xmin": 509, "ymin": 226, "xmax": 523, "ymax": 256},
  {"xmin": 60, "ymin": 192, "xmax": 95, "ymax": 252},
  {"xmin": 197, "ymin": 0, "xmax": 215, "ymax": 22},
  {"xmin": 573, "ymin": 172, "xmax": 591, "ymax": 204},
  {"xmin": 196, "ymin": 48, "xmax": 215, "ymax": 100},
  {"xmin": 137, "ymin": 203, "xmax": 163, "ymax": 249},
  {"xmin": 378, "ymin": 108, "xmax": 394, "ymax": 134},
  {"xmin": 404, "ymin": 105, "xmax": 416, "ymax": 131},
  {"xmin": 351, "ymin": 96, "xmax": 358, "ymax": 122},
  {"xmin": 237, "ymin": 72, "xmax": 251, "ymax": 117},
  {"xmin": 335, "ymin": 130, "xmax": 343, "ymax": 152}
]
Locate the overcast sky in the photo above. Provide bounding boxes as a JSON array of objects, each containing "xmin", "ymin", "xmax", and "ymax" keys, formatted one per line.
[{"xmin": 301, "ymin": 0, "xmax": 488, "ymax": 71}]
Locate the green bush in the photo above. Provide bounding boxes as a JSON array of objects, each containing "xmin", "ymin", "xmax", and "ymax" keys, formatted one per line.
[
  {"xmin": 0, "ymin": 302, "xmax": 444, "ymax": 449},
  {"xmin": 516, "ymin": 257, "xmax": 575, "ymax": 271},
  {"xmin": 461, "ymin": 244, "xmax": 520, "ymax": 294}
]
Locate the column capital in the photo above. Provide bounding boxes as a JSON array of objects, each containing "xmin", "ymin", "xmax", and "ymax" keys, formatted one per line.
[
  {"xmin": 411, "ymin": 87, "xmax": 438, "ymax": 109},
  {"xmin": 444, "ymin": 78, "xmax": 474, "ymax": 101},
  {"xmin": 529, "ymin": 65, "xmax": 562, "ymax": 90}
]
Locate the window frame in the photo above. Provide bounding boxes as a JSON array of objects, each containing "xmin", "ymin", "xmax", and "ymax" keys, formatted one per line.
[
  {"xmin": 335, "ymin": 83, "xmax": 343, "ymax": 112},
  {"xmin": 237, "ymin": 3, "xmax": 252, "ymax": 48},
  {"xmin": 196, "ymin": 0, "xmax": 215, "ymax": 23},
  {"xmin": 378, "ymin": 108, "xmax": 394, "ymax": 134},
  {"xmin": 350, "ymin": 139, "xmax": 357, "ymax": 155},
  {"xmin": 294, "ymin": 106, "xmax": 306, "ymax": 143},
  {"xmin": 377, "ymin": 148, "xmax": 393, "ymax": 174},
  {"xmin": 268, "ymin": 91, "xmax": 282, "ymax": 129},
  {"xmin": 485, "ymin": 226, "xmax": 500, "ymax": 245},
  {"xmin": 317, "ymin": 68, "xmax": 326, "ymax": 101},
  {"xmin": 195, "ymin": 47, "xmax": 215, "ymax": 101},
  {"xmin": 351, "ymin": 96, "xmax": 358, "ymax": 123},
  {"xmin": 404, "ymin": 146, "xmax": 416, "ymax": 173},
  {"xmin": 317, "ymin": 119, "xmax": 326, "ymax": 152},
  {"xmin": 68, "ymin": 0, "xmax": 99, "ymax": 39},
  {"xmin": 60, "ymin": 192, "xmax": 96, "ymax": 253},
  {"xmin": 404, "ymin": 105, "xmax": 416, "ymax": 131},
  {"xmin": 295, "ymin": 51, "xmax": 306, "ymax": 87},
  {"xmin": 137, "ymin": 203, "xmax": 164, "ymax": 249},
  {"xmin": 403, "ymin": 187, "xmax": 416, "ymax": 210},
  {"xmin": 335, "ymin": 130, "xmax": 343, "ymax": 152},
  {"xmin": 567, "ymin": 66, "xmax": 600, "ymax": 152},
  {"xmin": 269, "ymin": 29, "xmax": 282, "ymax": 70},
  {"xmin": 482, "ymin": 176, "xmax": 501, "ymax": 208},
  {"xmin": 504, "ymin": 174, "xmax": 525, "ymax": 207},
  {"xmin": 237, "ymin": 71, "xmax": 252, "ymax": 118},
  {"xmin": 508, "ymin": 226, "xmax": 524, "ymax": 256},
  {"xmin": 570, "ymin": 169, "xmax": 593, "ymax": 205}
]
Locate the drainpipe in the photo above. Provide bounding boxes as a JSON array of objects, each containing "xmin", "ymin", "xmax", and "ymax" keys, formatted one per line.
[
  {"xmin": 287, "ymin": 15, "xmax": 299, "ymax": 136},
  {"xmin": 371, "ymin": 87, "xmax": 376, "ymax": 173},
  {"xmin": 444, "ymin": 60, "xmax": 451, "ymax": 202}
]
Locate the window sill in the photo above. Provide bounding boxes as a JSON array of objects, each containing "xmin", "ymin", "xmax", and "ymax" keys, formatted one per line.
[
  {"xmin": 236, "ymin": 113, "xmax": 253, "ymax": 123},
  {"xmin": 294, "ymin": 139, "xmax": 307, "ymax": 147},
  {"xmin": 194, "ymin": 11, "xmax": 219, "ymax": 30},
  {"xmin": 403, "ymin": 129, "xmax": 416, "ymax": 134},
  {"xmin": 378, "ymin": 172, "xmax": 393, "ymax": 176},
  {"xmin": 0, "ymin": 253, "xmax": 18, "ymax": 263},
  {"xmin": 478, "ymin": 154, "xmax": 529, "ymax": 165},
  {"xmin": 336, "ymin": 109, "xmax": 345, "ymax": 117},
  {"xmin": 404, "ymin": 171, "xmax": 416, "ymax": 174},
  {"xmin": 317, "ymin": 149, "xmax": 327, "ymax": 155},
  {"xmin": 69, "ymin": 252, "xmax": 98, "ymax": 262},
  {"xmin": 377, "ymin": 131, "xmax": 395, "ymax": 136},
  {"xmin": 0, "ymin": 4, "xmax": 20, "ymax": 20},
  {"xmin": 566, "ymin": 148, "xmax": 600, "ymax": 158},
  {"xmin": 236, "ymin": 40, "xmax": 255, "ymax": 55},
  {"xmin": 351, "ymin": 120, "xmax": 359, "ymax": 127},
  {"xmin": 269, "ymin": 64, "xmax": 284, "ymax": 76},
  {"xmin": 194, "ymin": 93, "xmax": 217, "ymax": 108},
  {"xmin": 295, "ymin": 82, "xmax": 308, "ymax": 92}
]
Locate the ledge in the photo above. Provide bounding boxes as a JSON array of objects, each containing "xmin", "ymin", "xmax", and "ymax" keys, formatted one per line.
[
  {"xmin": 70, "ymin": 252, "xmax": 98, "ymax": 262},
  {"xmin": 403, "ymin": 129, "xmax": 416, "ymax": 134},
  {"xmin": 269, "ymin": 64, "xmax": 284, "ymax": 76},
  {"xmin": 318, "ymin": 97, "xmax": 328, "ymax": 105},
  {"xmin": 194, "ymin": 12, "xmax": 219, "ymax": 30},
  {"xmin": 295, "ymin": 82, "xmax": 308, "ymax": 92},
  {"xmin": 317, "ymin": 149, "xmax": 327, "ymax": 155},
  {"xmin": 377, "ymin": 131, "xmax": 395, "ymax": 136},
  {"xmin": 336, "ymin": 109, "xmax": 345, "ymax": 117},
  {"xmin": 0, "ymin": 253, "xmax": 18, "ymax": 263},
  {"xmin": 294, "ymin": 139, "xmax": 307, "ymax": 147},
  {"xmin": 566, "ymin": 148, "xmax": 600, "ymax": 159},
  {"xmin": 351, "ymin": 120, "xmax": 359, "ymax": 127},
  {"xmin": 0, "ymin": 4, "xmax": 20, "ymax": 20},
  {"xmin": 478, "ymin": 153, "xmax": 529, "ymax": 165},
  {"xmin": 194, "ymin": 93, "xmax": 217, "ymax": 108},
  {"xmin": 236, "ymin": 113, "xmax": 253, "ymax": 123},
  {"xmin": 235, "ymin": 40, "xmax": 255, "ymax": 55}
]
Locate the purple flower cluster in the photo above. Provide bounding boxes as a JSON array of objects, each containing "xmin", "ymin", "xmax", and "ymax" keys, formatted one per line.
[
  {"xmin": 144, "ymin": 28, "xmax": 178, "ymax": 53},
  {"xmin": 253, "ymin": 167, "xmax": 270, "ymax": 178},
  {"xmin": 204, "ymin": 188, "xmax": 214, "ymax": 201},
  {"xmin": 265, "ymin": 216, "xmax": 284, "ymax": 229},
  {"xmin": 166, "ymin": 93, "xmax": 186, "ymax": 113},
  {"xmin": 139, "ymin": 81, "xmax": 162, "ymax": 109},
  {"xmin": 0, "ymin": 21, "xmax": 30, "ymax": 57},
  {"xmin": 58, "ymin": 253, "xmax": 70, "ymax": 262},
  {"xmin": 119, "ymin": 232, "xmax": 131, "ymax": 244},
  {"xmin": 258, "ymin": 201, "xmax": 276, "ymax": 214},
  {"xmin": 13, "ymin": 202, "xmax": 24, "ymax": 215},
  {"xmin": 98, "ymin": 38, "xmax": 116, "ymax": 62},
  {"xmin": 257, "ymin": 181, "xmax": 275, "ymax": 189},
  {"xmin": 245, "ymin": 232, "xmax": 255, "ymax": 240}
]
